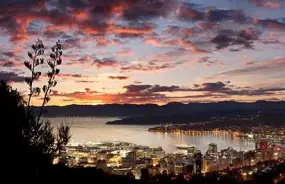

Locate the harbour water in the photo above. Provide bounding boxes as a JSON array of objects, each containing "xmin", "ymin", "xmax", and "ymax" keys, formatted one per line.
[{"xmin": 48, "ymin": 117, "xmax": 255, "ymax": 153}]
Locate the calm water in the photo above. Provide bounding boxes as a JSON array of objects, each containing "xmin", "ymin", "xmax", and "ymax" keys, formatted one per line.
[{"xmin": 47, "ymin": 117, "xmax": 255, "ymax": 153}]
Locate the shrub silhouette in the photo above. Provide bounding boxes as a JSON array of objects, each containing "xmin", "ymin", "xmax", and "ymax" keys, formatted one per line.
[{"xmin": 0, "ymin": 39, "xmax": 70, "ymax": 182}]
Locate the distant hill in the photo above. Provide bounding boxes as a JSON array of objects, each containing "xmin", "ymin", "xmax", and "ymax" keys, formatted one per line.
[{"xmin": 36, "ymin": 101, "xmax": 285, "ymax": 117}]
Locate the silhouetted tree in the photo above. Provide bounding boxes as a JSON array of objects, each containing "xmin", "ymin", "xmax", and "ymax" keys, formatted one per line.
[
  {"xmin": 23, "ymin": 39, "xmax": 71, "ymax": 159},
  {"xmin": 0, "ymin": 39, "xmax": 71, "ymax": 182}
]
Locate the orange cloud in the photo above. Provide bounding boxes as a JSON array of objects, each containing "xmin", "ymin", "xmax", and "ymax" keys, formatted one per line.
[
  {"xmin": 72, "ymin": 10, "xmax": 89, "ymax": 20},
  {"xmin": 108, "ymin": 22, "xmax": 155, "ymax": 37},
  {"xmin": 116, "ymin": 49, "xmax": 133, "ymax": 56},
  {"xmin": 144, "ymin": 37, "xmax": 165, "ymax": 47},
  {"xmin": 144, "ymin": 36, "xmax": 209, "ymax": 54},
  {"xmin": 96, "ymin": 37, "xmax": 121, "ymax": 47},
  {"xmin": 179, "ymin": 40, "xmax": 210, "ymax": 54}
]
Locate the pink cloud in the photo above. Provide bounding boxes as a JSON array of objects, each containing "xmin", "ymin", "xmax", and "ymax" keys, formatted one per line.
[
  {"xmin": 249, "ymin": 0, "xmax": 281, "ymax": 8},
  {"xmin": 116, "ymin": 49, "xmax": 133, "ymax": 56},
  {"xmin": 243, "ymin": 61, "xmax": 255, "ymax": 66}
]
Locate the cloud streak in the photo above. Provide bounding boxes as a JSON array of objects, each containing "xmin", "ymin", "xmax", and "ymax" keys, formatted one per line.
[
  {"xmin": 0, "ymin": 71, "xmax": 25, "ymax": 83},
  {"xmin": 108, "ymin": 76, "xmax": 129, "ymax": 80},
  {"xmin": 51, "ymin": 81, "xmax": 285, "ymax": 104}
]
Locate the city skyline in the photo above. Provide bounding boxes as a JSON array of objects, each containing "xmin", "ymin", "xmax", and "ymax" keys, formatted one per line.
[{"xmin": 1, "ymin": 0, "xmax": 285, "ymax": 105}]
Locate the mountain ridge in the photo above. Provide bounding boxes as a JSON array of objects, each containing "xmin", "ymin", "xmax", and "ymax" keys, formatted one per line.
[{"xmin": 36, "ymin": 101, "xmax": 285, "ymax": 117}]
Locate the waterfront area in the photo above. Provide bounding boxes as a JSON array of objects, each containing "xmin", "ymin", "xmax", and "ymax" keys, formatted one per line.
[{"xmin": 56, "ymin": 139, "xmax": 284, "ymax": 180}]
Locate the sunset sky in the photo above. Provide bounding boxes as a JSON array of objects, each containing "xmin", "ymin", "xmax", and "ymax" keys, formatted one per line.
[{"xmin": 1, "ymin": 0, "xmax": 285, "ymax": 105}]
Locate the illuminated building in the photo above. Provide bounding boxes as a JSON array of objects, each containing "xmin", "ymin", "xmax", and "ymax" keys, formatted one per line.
[
  {"xmin": 256, "ymin": 140, "xmax": 269, "ymax": 151},
  {"xmin": 122, "ymin": 151, "xmax": 136, "ymax": 169},
  {"xmin": 174, "ymin": 163, "xmax": 184, "ymax": 174},
  {"xmin": 176, "ymin": 144, "xmax": 196, "ymax": 156},
  {"xmin": 187, "ymin": 145, "xmax": 196, "ymax": 156},
  {"xmin": 152, "ymin": 157, "xmax": 159, "ymax": 166},
  {"xmin": 270, "ymin": 145, "xmax": 282, "ymax": 160},
  {"xmin": 153, "ymin": 147, "xmax": 165, "ymax": 158},
  {"xmin": 203, "ymin": 155, "xmax": 215, "ymax": 173},
  {"xmin": 167, "ymin": 161, "xmax": 175, "ymax": 173},
  {"xmin": 207, "ymin": 143, "xmax": 218, "ymax": 157},
  {"xmin": 112, "ymin": 167, "xmax": 132, "ymax": 175},
  {"xmin": 193, "ymin": 151, "xmax": 203, "ymax": 174},
  {"xmin": 158, "ymin": 158, "xmax": 167, "ymax": 172}
]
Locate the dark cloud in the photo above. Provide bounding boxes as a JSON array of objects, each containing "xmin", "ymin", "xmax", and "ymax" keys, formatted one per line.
[
  {"xmin": 93, "ymin": 58, "xmax": 120, "ymax": 68},
  {"xmin": 56, "ymin": 74, "xmax": 89, "ymax": 78},
  {"xmin": 108, "ymin": 76, "xmax": 129, "ymax": 80},
  {"xmin": 0, "ymin": 61, "xmax": 22, "ymax": 68},
  {"xmin": 205, "ymin": 9, "xmax": 246, "ymax": 23},
  {"xmin": 1, "ymin": 61, "xmax": 15, "ymax": 67},
  {"xmin": 193, "ymin": 81, "xmax": 285, "ymax": 96},
  {"xmin": 164, "ymin": 25, "xmax": 196, "ymax": 39},
  {"xmin": 164, "ymin": 23, "xmax": 217, "ymax": 39},
  {"xmin": 63, "ymin": 37, "xmax": 84, "ymax": 49},
  {"xmin": 76, "ymin": 80, "xmax": 98, "ymax": 83},
  {"xmin": 223, "ymin": 88, "xmax": 285, "ymax": 96},
  {"xmin": 43, "ymin": 30, "xmax": 67, "ymax": 39},
  {"xmin": 177, "ymin": 3, "xmax": 247, "ymax": 23},
  {"xmin": 122, "ymin": 0, "xmax": 176, "ymax": 21},
  {"xmin": 57, "ymin": 0, "xmax": 89, "ymax": 10},
  {"xmin": 0, "ymin": 71, "xmax": 25, "ymax": 83},
  {"xmin": 211, "ymin": 28, "xmax": 260, "ymax": 50},
  {"xmin": 254, "ymin": 19, "xmax": 285, "ymax": 31},
  {"xmin": 148, "ymin": 85, "xmax": 190, "ymax": 93},
  {"xmin": 123, "ymin": 84, "xmax": 153, "ymax": 93},
  {"xmin": 177, "ymin": 3, "xmax": 204, "ymax": 21},
  {"xmin": 1, "ymin": 51, "xmax": 15, "ymax": 58},
  {"xmin": 134, "ymin": 81, "xmax": 142, "ymax": 84},
  {"xmin": 123, "ymin": 84, "xmax": 190, "ymax": 93},
  {"xmin": 194, "ymin": 81, "xmax": 228, "ymax": 92}
]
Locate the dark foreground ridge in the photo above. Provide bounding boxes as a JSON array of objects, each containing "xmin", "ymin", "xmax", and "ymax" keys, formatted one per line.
[{"xmin": 30, "ymin": 161, "xmax": 285, "ymax": 184}]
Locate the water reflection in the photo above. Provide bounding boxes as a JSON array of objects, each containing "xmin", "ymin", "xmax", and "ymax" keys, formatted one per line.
[{"xmin": 47, "ymin": 117, "xmax": 255, "ymax": 153}]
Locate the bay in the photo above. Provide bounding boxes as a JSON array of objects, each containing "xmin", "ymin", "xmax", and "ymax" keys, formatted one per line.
[{"xmin": 47, "ymin": 117, "xmax": 255, "ymax": 153}]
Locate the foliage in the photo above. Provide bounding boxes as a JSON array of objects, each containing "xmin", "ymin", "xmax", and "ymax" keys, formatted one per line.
[
  {"xmin": 23, "ymin": 39, "xmax": 71, "ymax": 158},
  {"xmin": 0, "ymin": 39, "xmax": 71, "ymax": 181}
]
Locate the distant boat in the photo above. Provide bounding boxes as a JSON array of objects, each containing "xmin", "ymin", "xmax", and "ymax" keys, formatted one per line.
[{"xmin": 176, "ymin": 144, "xmax": 195, "ymax": 150}]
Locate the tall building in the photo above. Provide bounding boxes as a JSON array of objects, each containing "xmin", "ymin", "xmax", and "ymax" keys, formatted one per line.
[
  {"xmin": 207, "ymin": 143, "xmax": 218, "ymax": 157},
  {"xmin": 203, "ymin": 155, "xmax": 215, "ymax": 173},
  {"xmin": 255, "ymin": 140, "xmax": 269, "ymax": 161},
  {"xmin": 255, "ymin": 140, "xmax": 269, "ymax": 151},
  {"xmin": 193, "ymin": 151, "xmax": 203, "ymax": 174},
  {"xmin": 122, "ymin": 151, "xmax": 136, "ymax": 169},
  {"xmin": 187, "ymin": 145, "xmax": 196, "ymax": 156}
]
